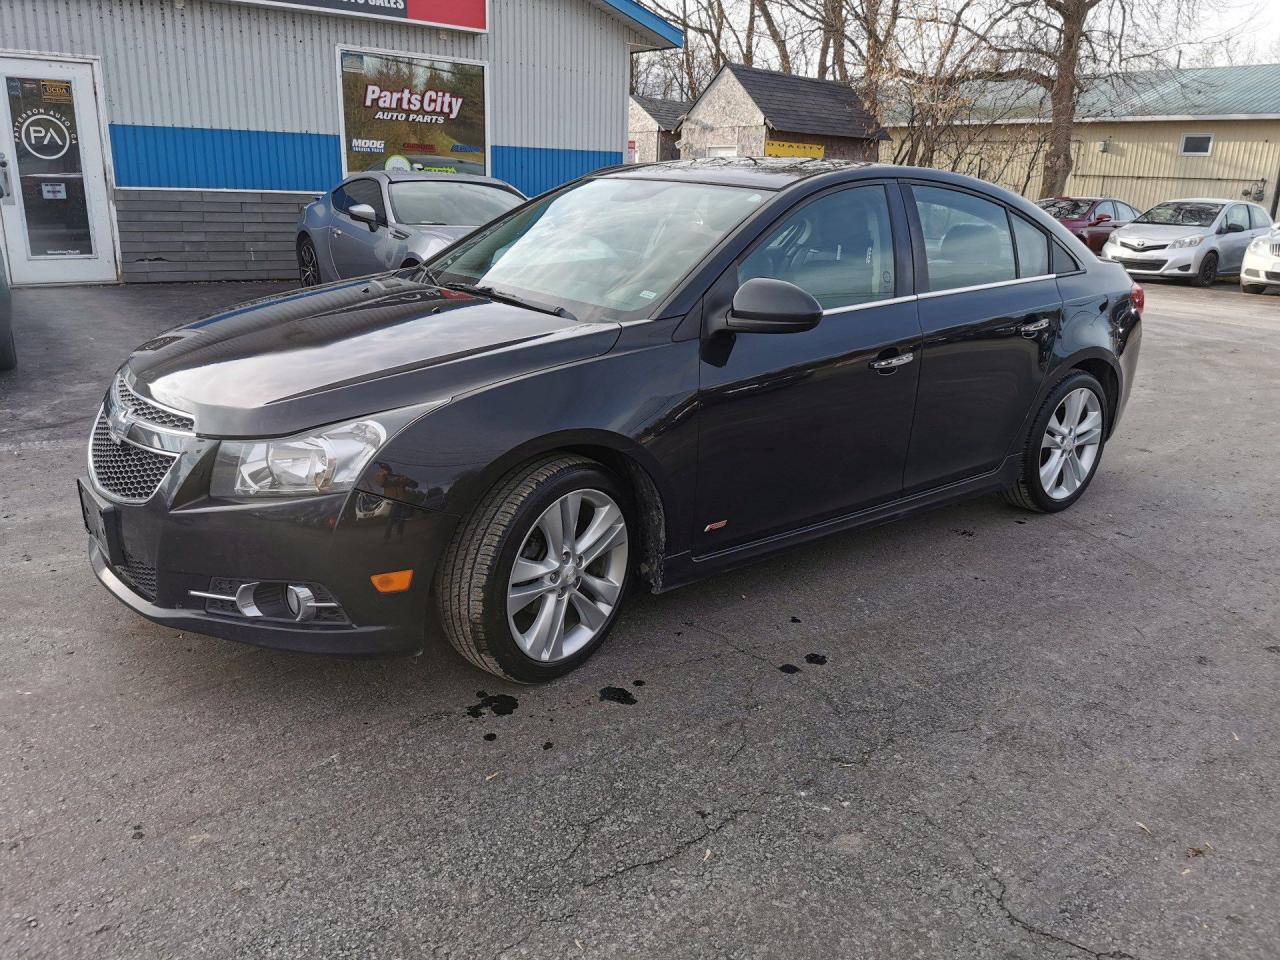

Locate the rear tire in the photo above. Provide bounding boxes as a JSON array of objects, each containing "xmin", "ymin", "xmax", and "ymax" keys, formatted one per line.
[
  {"xmin": 1003, "ymin": 371, "xmax": 1108, "ymax": 514},
  {"xmin": 436, "ymin": 455, "xmax": 633, "ymax": 682},
  {"xmin": 297, "ymin": 235, "xmax": 321, "ymax": 287},
  {"xmin": 0, "ymin": 327, "xmax": 15, "ymax": 371},
  {"xmin": 1192, "ymin": 251, "xmax": 1218, "ymax": 287}
]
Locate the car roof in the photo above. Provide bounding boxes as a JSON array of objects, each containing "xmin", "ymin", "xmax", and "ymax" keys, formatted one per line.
[
  {"xmin": 601, "ymin": 157, "xmax": 886, "ymax": 190},
  {"xmin": 342, "ymin": 170, "xmax": 522, "ymax": 192},
  {"xmin": 1155, "ymin": 197, "xmax": 1235, "ymax": 205}
]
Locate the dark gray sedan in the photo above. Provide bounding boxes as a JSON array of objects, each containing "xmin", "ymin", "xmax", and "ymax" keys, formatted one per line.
[{"xmin": 296, "ymin": 171, "xmax": 524, "ymax": 286}]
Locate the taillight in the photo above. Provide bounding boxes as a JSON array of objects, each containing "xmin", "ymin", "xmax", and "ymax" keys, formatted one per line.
[{"xmin": 1130, "ymin": 282, "xmax": 1144, "ymax": 315}]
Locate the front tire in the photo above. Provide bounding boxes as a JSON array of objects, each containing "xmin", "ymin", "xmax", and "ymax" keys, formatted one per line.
[
  {"xmin": 1192, "ymin": 251, "xmax": 1218, "ymax": 287},
  {"xmin": 436, "ymin": 455, "xmax": 633, "ymax": 682},
  {"xmin": 1003, "ymin": 371, "xmax": 1108, "ymax": 514},
  {"xmin": 1242, "ymin": 283, "xmax": 1266, "ymax": 295}
]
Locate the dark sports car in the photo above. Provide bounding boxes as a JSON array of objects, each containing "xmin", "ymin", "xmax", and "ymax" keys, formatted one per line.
[{"xmin": 81, "ymin": 159, "xmax": 1142, "ymax": 681}]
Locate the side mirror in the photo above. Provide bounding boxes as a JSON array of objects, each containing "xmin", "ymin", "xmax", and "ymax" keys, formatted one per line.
[
  {"xmin": 348, "ymin": 203, "xmax": 380, "ymax": 229},
  {"xmin": 1092, "ymin": 213, "xmax": 1111, "ymax": 225},
  {"xmin": 1223, "ymin": 222, "xmax": 1246, "ymax": 234},
  {"xmin": 718, "ymin": 278, "xmax": 823, "ymax": 334}
]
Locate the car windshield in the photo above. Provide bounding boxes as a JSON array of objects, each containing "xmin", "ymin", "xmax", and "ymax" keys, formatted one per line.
[
  {"xmin": 1038, "ymin": 198, "xmax": 1093, "ymax": 219},
  {"xmin": 1134, "ymin": 202, "xmax": 1222, "ymax": 227},
  {"xmin": 388, "ymin": 181, "xmax": 523, "ymax": 226},
  {"xmin": 424, "ymin": 177, "xmax": 769, "ymax": 322}
]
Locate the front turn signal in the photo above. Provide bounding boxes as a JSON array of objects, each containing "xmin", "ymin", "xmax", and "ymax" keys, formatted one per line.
[{"xmin": 371, "ymin": 569, "xmax": 414, "ymax": 593}]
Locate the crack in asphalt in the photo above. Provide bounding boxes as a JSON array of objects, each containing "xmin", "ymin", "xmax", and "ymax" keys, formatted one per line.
[{"xmin": 580, "ymin": 808, "xmax": 752, "ymax": 889}]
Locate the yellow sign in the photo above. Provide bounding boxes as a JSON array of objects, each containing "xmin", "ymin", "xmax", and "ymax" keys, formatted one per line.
[{"xmin": 765, "ymin": 140, "xmax": 825, "ymax": 159}]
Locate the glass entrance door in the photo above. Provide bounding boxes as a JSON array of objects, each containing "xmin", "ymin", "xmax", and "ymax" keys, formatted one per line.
[{"xmin": 0, "ymin": 56, "xmax": 117, "ymax": 285}]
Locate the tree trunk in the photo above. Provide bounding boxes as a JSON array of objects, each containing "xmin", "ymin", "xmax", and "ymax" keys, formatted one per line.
[
  {"xmin": 754, "ymin": 0, "xmax": 792, "ymax": 73},
  {"xmin": 1040, "ymin": 0, "xmax": 1088, "ymax": 196}
]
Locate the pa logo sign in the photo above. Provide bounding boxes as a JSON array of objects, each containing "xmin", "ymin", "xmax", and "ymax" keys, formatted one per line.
[{"xmin": 18, "ymin": 110, "xmax": 74, "ymax": 161}]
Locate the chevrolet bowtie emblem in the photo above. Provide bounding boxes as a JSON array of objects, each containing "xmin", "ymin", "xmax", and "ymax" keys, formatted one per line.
[
  {"xmin": 1134, "ymin": 239, "xmax": 1145, "ymax": 247},
  {"xmin": 106, "ymin": 405, "xmax": 133, "ymax": 445}
]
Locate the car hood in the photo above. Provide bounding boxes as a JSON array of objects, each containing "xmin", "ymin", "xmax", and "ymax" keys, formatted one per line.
[
  {"xmin": 1111, "ymin": 223, "xmax": 1211, "ymax": 243},
  {"xmin": 121, "ymin": 274, "xmax": 622, "ymax": 438}
]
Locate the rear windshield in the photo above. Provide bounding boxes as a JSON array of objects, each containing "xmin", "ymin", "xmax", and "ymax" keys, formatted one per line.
[
  {"xmin": 388, "ymin": 181, "xmax": 523, "ymax": 226},
  {"xmin": 1037, "ymin": 198, "xmax": 1093, "ymax": 219},
  {"xmin": 1134, "ymin": 202, "xmax": 1221, "ymax": 227}
]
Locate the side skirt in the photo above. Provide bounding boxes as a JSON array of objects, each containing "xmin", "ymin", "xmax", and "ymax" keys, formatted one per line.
[{"xmin": 655, "ymin": 455, "xmax": 1021, "ymax": 593}]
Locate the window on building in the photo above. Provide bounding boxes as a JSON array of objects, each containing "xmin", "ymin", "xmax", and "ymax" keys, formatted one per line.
[
  {"xmin": 911, "ymin": 185, "xmax": 1016, "ymax": 291},
  {"xmin": 1180, "ymin": 133, "xmax": 1214, "ymax": 156},
  {"xmin": 1011, "ymin": 214, "xmax": 1049, "ymax": 277},
  {"xmin": 738, "ymin": 185, "xmax": 897, "ymax": 310}
]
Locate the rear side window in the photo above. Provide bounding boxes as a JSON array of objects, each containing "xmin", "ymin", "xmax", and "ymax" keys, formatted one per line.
[
  {"xmin": 1118, "ymin": 203, "xmax": 1140, "ymax": 221},
  {"xmin": 911, "ymin": 185, "xmax": 1016, "ymax": 292},
  {"xmin": 1011, "ymin": 215, "xmax": 1049, "ymax": 277},
  {"xmin": 1250, "ymin": 205, "xmax": 1272, "ymax": 229},
  {"xmin": 737, "ymin": 185, "xmax": 897, "ymax": 310}
]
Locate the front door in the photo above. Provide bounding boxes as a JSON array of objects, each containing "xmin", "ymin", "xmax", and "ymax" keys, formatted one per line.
[
  {"xmin": 0, "ymin": 56, "xmax": 117, "ymax": 285},
  {"xmin": 694, "ymin": 183, "xmax": 921, "ymax": 554},
  {"xmin": 327, "ymin": 177, "xmax": 390, "ymax": 278},
  {"xmin": 1218, "ymin": 204, "xmax": 1254, "ymax": 272}
]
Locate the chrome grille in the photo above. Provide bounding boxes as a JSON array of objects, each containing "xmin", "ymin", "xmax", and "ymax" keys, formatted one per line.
[
  {"xmin": 1120, "ymin": 239, "xmax": 1167, "ymax": 252},
  {"xmin": 114, "ymin": 376, "xmax": 195, "ymax": 432},
  {"xmin": 1271, "ymin": 242, "xmax": 1280, "ymax": 258},
  {"xmin": 90, "ymin": 413, "xmax": 177, "ymax": 502}
]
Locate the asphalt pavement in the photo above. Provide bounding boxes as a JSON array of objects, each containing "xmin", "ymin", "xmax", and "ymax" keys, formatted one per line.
[{"xmin": 1, "ymin": 277, "xmax": 1278, "ymax": 959}]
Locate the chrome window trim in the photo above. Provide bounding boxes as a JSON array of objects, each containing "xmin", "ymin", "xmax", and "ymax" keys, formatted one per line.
[
  {"xmin": 822, "ymin": 294, "xmax": 918, "ymax": 316},
  {"xmin": 916, "ymin": 274, "xmax": 1057, "ymax": 300}
]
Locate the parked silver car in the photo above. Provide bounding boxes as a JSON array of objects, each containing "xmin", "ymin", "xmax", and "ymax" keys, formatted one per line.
[
  {"xmin": 1100, "ymin": 198, "xmax": 1273, "ymax": 286},
  {"xmin": 296, "ymin": 171, "xmax": 525, "ymax": 285}
]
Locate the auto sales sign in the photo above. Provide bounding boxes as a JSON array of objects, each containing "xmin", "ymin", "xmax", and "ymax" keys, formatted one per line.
[{"xmin": 214, "ymin": 0, "xmax": 487, "ymax": 32}]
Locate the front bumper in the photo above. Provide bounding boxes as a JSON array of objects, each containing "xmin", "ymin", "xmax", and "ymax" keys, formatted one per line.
[
  {"xmin": 1100, "ymin": 243, "xmax": 1201, "ymax": 277},
  {"xmin": 1241, "ymin": 248, "xmax": 1280, "ymax": 286},
  {"xmin": 82, "ymin": 479, "xmax": 457, "ymax": 657}
]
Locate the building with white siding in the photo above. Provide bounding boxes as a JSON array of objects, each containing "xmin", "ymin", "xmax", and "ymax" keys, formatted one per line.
[{"xmin": 0, "ymin": 0, "xmax": 680, "ymax": 284}]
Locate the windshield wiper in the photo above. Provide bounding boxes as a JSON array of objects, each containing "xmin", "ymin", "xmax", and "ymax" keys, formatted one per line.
[{"xmin": 440, "ymin": 282, "xmax": 578, "ymax": 322}]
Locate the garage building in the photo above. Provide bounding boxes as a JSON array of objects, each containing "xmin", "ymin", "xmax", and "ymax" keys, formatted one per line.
[{"xmin": 0, "ymin": 0, "xmax": 680, "ymax": 286}]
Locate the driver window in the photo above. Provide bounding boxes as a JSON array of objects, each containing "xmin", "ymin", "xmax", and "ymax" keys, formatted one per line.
[
  {"xmin": 1226, "ymin": 204, "xmax": 1250, "ymax": 231},
  {"xmin": 341, "ymin": 179, "xmax": 387, "ymax": 224},
  {"xmin": 737, "ymin": 185, "xmax": 897, "ymax": 310},
  {"xmin": 1095, "ymin": 201, "xmax": 1117, "ymax": 219}
]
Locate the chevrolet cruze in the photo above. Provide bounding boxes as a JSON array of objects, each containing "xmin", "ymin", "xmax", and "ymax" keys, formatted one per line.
[{"xmin": 79, "ymin": 159, "xmax": 1142, "ymax": 682}]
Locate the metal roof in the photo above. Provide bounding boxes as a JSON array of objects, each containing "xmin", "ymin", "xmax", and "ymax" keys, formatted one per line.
[
  {"xmin": 720, "ymin": 64, "xmax": 886, "ymax": 140},
  {"xmin": 631, "ymin": 95, "xmax": 691, "ymax": 131},
  {"xmin": 590, "ymin": 0, "xmax": 683, "ymax": 50}
]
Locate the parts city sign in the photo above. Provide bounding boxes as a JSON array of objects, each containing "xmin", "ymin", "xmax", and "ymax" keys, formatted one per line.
[{"xmin": 213, "ymin": 0, "xmax": 487, "ymax": 32}]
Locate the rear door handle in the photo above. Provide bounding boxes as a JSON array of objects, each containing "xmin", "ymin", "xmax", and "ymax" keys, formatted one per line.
[
  {"xmin": 870, "ymin": 351, "xmax": 914, "ymax": 370},
  {"xmin": 1019, "ymin": 318, "xmax": 1050, "ymax": 336}
]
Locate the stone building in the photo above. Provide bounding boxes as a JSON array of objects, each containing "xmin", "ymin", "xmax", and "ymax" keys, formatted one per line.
[
  {"xmin": 679, "ymin": 64, "xmax": 884, "ymax": 161},
  {"xmin": 628, "ymin": 96, "xmax": 689, "ymax": 163}
]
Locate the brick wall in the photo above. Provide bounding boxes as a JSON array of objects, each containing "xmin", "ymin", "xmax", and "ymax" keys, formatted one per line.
[{"xmin": 114, "ymin": 189, "xmax": 318, "ymax": 283}]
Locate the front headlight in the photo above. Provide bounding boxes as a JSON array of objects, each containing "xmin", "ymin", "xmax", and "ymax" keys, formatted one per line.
[
  {"xmin": 1249, "ymin": 236, "xmax": 1270, "ymax": 253},
  {"xmin": 1168, "ymin": 235, "xmax": 1204, "ymax": 250},
  {"xmin": 211, "ymin": 417, "xmax": 388, "ymax": 498}
]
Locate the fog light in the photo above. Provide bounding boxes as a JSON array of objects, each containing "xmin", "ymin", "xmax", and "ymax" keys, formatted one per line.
[{"xmin": 285, "ymin": 584, "xmax": 318, "ymax": 622}]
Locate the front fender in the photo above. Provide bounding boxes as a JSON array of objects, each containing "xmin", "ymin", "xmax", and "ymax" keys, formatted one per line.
[{"xmin": 360, "ymin": 319, "xmax": 700, "ymax": 558}]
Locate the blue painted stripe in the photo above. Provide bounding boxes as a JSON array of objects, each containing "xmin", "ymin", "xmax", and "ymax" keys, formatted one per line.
[
  {"xmin": 110, "ymin": 124, "xmax": 341, "ymax": 191},
  {"xmin": 493, "ymin": 146, "xmax": 624, "ymax": 197},
  {"xmin": 108, "ymin": 124, "xmax": 622, "ymax": 197},
  {"xmin": 600, "ymin": 0, "xmax": 684, "ymax": 48}
]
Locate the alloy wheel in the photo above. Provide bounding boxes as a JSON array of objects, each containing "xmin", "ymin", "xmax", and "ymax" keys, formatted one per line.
[
  {"xmin": 299, "ymin": 241, "xmax": 320, "ymax": 287},
  {"xmin": 506, "ymin": 489, "xmax": 628, "ymax": 663},
  {"xmin": 1038, "ymin": 387, "xmax": 1103, "ymax": 500}
]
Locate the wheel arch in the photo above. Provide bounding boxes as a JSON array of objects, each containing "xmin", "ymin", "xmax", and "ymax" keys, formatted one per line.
[{"xmin": 447, "ymin": 431, "xmax": 674, "ymax": 593}]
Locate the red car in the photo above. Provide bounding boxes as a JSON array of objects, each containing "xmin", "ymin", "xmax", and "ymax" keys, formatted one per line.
[{"xmin": 1037, "ymin": 197, "xmax": 1142, "ymax": 252}]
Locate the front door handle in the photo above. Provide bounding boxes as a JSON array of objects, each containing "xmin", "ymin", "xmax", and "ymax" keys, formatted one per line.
[
  {"xmin": 332, "ymin": 227, "xmax": 343, "ymax": 238},
  {"xmin": 1019, "ymin": 318, "xmax": 1050, "ymax": 337},
  {"xmin": 870, "ymin": 351, "xmax": 914, "ymax": 371}
]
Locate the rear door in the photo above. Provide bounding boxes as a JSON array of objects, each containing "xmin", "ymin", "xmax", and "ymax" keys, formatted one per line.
[
  {"xmin": 694, "ymin": 181, "xmax": 921, "ymax": 553},
  {"xmin": 327, "ymin": 178, "xmax": 390, "ymax": 277},
  {"xmin": 902, "ymin": 182, "xmax": 1060, "ymax": 493}
]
